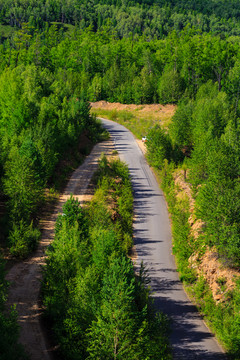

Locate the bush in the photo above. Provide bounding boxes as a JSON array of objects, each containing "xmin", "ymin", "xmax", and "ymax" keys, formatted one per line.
[
  {"xmin": 55, "ymin": 195, "xmax": 88, "ymax": 237},
  {"xmin": 8, "ymin": 220, "xmax": 41, "ymax": 259},
  {"xmin": 147, "ymin": 125, "xmax": 173, "ymax": 169},
  {"xmin": 0, "ymin": 309, "xmax": 27, "ymax": 360}
]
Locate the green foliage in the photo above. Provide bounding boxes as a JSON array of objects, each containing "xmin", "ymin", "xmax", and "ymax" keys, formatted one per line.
[
  {"xmin": 190, "ymin": 276, "xmax": 240, "ymax": 358},
  {"xmin": 55, "ymin": 195, "xmax": 88, "ymax": 237},
  {"xmin": 3, "ymin": 145, "xmax": 44, "ymax": 223},
  {"xmin": 0, "ymin": 21, "xmax": 237, "ymax": 107},
  {"xmin": 147, "ymin": 77, "xmax": 240, "ymax": 358},
  {"xmin": 158, "ymin": 67, "xmax": 185, "ymax": 104},
  {"xmin": 192, "ymin": 81, "xmax": 230, "ymax": 141},
  {"xmin": 90, "ymin": 156, "xmax": 133, "ymax": 253},
  {"xmin": 0, "ymin": 39, "xmax": 103, "ymax": 356},
  {"xmin": 195, "ymin": 147, "xmax": 240, "ymax": 264},
  {"xmin": 160, "ymin": 163, "xmax": 197, "ymax": 284},
  {"xmin": 1, "ymin": 0, "xmax": 240, "ymax": 39},
  {"xmin": 0, "ymin": 255, "xmax": 27, "ymax": 359},
  {"xmin": 169, "ymin": 100, "xmax": 193, "ymax": 147},
  {"xmin": 8, "ymin": 220, "xmax": 41, "ymax": 259},
  {"xmin": 87, "ymin": 256, "xmax": 138, "ymax": 359},
  {"xmin": 2, "ymin": 1, "xmax": 240, "ymax": 356},
  {"xmin": 0, "ymin": 309, "xmax": 27, "ymax": 360},
  {"xmin": 91, "ymin": 228, "xmax": 120, "ymax": 274},
  {"xmin": 0, "ymin": 61, "xmax": 102, "ymax": 257},
  {"xmin": 42, "ymin": 158, "xmax": 171, "ymax": 359},
  {"xmin": 147, "ymin": 125, "xmax": 173, "ymax": 169},
  {"xmin": 88, "ymin": 256, "xmax": 171, "ymax": 360}
]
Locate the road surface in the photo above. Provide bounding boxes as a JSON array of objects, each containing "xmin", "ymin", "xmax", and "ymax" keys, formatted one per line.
[{"xmin": 100, "ymin": 118, "xmax": 226, "ymax": 360}]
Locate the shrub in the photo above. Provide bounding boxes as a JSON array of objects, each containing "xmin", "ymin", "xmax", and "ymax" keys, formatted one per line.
[
  {"xmin": 0, "ymin": 309, "xmax": 27, "ymax": 360},
  {"xmin": 9, "ymin": 220, "xmax": 41, "ymax": 258},
  {"xmin": 147, "ymin": 125, "xmax": 173, "ymax": 169},
  {"xmin": 55, "ymin": 195, "xmax": 88, "ymax": 238}
]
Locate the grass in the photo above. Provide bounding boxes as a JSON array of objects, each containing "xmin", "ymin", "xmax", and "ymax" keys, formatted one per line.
[{"xmin": 91, "ymin": 107, "xmax": 174, "ymax": 139}]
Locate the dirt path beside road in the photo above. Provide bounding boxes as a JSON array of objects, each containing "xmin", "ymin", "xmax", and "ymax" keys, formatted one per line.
[{"xmin": 6, "ymin": 139, "xmax": 114, "ymax": 360}]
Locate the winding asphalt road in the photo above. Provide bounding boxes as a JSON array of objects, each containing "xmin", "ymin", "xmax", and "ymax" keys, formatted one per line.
[{"xmin": 100, "ymin": 118, "xmax": 226, "ymax": 360}]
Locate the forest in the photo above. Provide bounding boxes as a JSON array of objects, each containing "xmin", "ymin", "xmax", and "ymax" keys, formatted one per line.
[
  {"xmin": 1, "ymin": 0, "xmax": 240, "ymax": 37},
  {"xmin": 0, "ymin": 0, "xmax": 240, "ymax": 358}
]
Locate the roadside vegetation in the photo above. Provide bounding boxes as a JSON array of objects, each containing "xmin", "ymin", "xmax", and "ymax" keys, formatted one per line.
[
  {"xmin": 152, "ymin": 126, "xmax": 240, "ymax": 359},
  {"xmin": 42, "ymin": 156, "xmax": 171, "ymax": 359}
]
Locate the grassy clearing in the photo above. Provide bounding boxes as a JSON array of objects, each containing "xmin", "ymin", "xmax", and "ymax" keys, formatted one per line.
[{"xmin": 90, "ymin": 105, "xmax": 175, "ymax": 139}]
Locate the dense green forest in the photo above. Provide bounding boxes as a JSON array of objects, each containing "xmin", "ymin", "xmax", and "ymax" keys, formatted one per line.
[
  {"xmin": 1, "ymin": 0, "xmax": 240, "ymax": 37},
  {"xmin": 1, "ymin": 0, "xmax": 240, "ymax": 358},
  {"xmin": 0, "ymin": 23, "xmax": 237, "ymax": 105}
]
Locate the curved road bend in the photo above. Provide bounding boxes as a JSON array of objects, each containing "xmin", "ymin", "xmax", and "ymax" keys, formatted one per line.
[{"xmin": 100, "ymin": 118, "xmax": 226, "ymax": 360}]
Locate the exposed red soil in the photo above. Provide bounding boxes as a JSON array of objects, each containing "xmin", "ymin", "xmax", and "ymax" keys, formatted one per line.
[
  {"xmin": 90, "ymin": 101, "xmax": 176, "ymax": 118},
  {"xmin": 173, "ymin": 169, "xmax": 240, "ymax": 303},
  {"xmin": 189, "ymin": 249, "xmax": 240, "ymax": 303}
]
